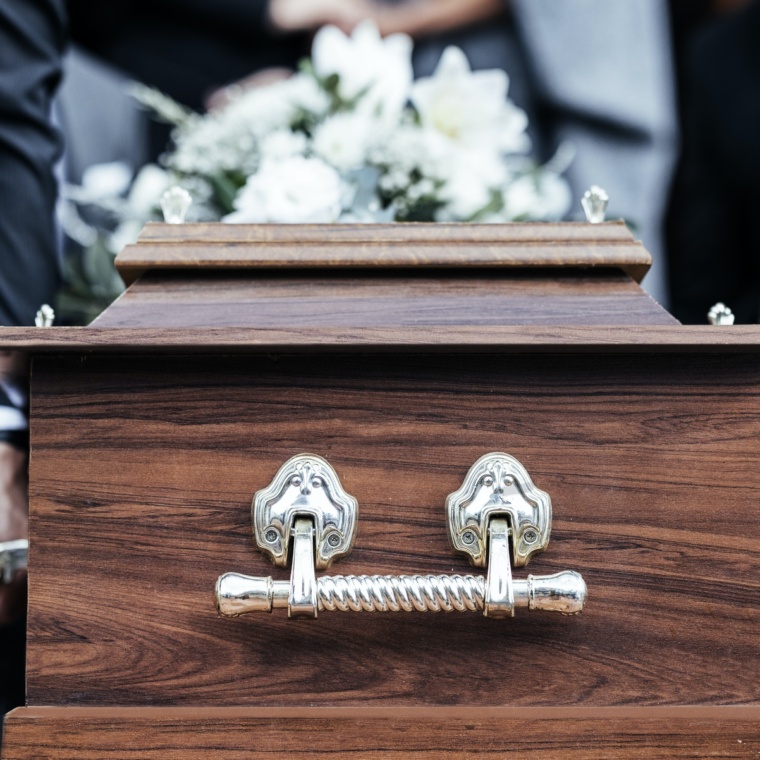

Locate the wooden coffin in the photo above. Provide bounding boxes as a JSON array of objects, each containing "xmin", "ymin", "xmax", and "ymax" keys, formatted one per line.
[{"xmin": 1, "ymin": 223, "xmax": 759, "ymax": 758}]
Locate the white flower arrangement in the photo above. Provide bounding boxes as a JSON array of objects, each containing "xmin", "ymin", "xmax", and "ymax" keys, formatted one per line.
[
  {"xmin": 60, "ymin": 21, "xmax": 573, "ymax": 318},
  {"xmin": 126, "ymin": 21, "xmax": 569, "ymax": 228}
]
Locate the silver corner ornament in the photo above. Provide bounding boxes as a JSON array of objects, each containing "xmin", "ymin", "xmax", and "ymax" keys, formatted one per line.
[
  {"xmin": 707, "ymin": 302, "xmax": 735, "ymax": 326},
  {"xmin": 160, "ymin": 186, "xmax": 192, "ymax": 224},
  {"xmin": 35, "ymin": 304, "xmax": 55, "ymax": 327},
  {"xmin": 581, "ymin": 185, "xmax": 609, "ymax": 224}
]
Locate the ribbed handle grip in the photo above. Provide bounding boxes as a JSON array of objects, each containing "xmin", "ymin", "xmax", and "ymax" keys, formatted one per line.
[{"xmin": 319, "ymin": 574, "xmax": 484, "ymax": 613}]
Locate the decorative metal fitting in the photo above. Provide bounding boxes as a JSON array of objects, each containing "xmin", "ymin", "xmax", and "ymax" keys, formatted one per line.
[
  {"xmin": 160, "ymin": 186, "xmax": 192, "ymax": 224},
  {"xmin": 34, "ymin": 304, "xmax": 55, "ymax": 327},
  {"xmin": 581, "ymin": 185, "xmax": 609, "ymax": 224},
  {"xmin": 446, "ymin": 452, "xmax": 551, "ymax": 568},
  {"xmin": 216, "ymin": 453, "xmax": 587, "ymax": 620},
  {"xmin": 707, "ymin": 302, "xmax": 735, "ymax": 326},
  {"xmin": 252, "ymin": 454, "xmax": 357, "ymax": 571}
]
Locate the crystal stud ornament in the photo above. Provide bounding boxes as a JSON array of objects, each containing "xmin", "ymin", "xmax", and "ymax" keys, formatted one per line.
[
  {"xmin": 581, "ymin": 185, "xmax": 609, "ymax": 224},
  {"xmin": 160, "ymin": 186, "xmax": 192, "ymax": 224},
  {"xmin": 707, "ymin": 302, "xmax": 735, "ymax": 326},
  {"xmin": 35, "ymin": 304, "xmax": 55, "ymax": 327}
]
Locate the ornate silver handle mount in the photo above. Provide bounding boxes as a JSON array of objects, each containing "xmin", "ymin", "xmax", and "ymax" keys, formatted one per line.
[{"xmin": 216, "ymin": 453, "xmax": 587, "ymax": 620}]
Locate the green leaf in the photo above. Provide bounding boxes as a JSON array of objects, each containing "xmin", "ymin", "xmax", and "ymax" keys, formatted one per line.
[
  {"xmin": 209, "ymin": 172, "xmax": 242, "ymax": 214},
  {"xmin": 468, "ymin": 189, "xmax": 505, "ymax": 222}
]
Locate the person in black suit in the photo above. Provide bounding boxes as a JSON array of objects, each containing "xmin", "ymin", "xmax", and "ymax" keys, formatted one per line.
[
  {"xmin": 66, "ymin": 0, "xmax": 371, "ymax": 157},
  {"xmin": 0, "ymin": 0, "xmax": 67, "ymax": 733},
  {"xmin": 668, "ymin": 0, "xmax": 760, "ymax": 323},
  {"xmin": 0, "ymin": 0, "xmax": 65, "ymax": 327},
  {"xmin": 66, "ymin": 0, "xmax": 304, "ymax": 158},
  {"xmin": 67, "ymin": 0, "xmax": 300, "ymax": 113}
]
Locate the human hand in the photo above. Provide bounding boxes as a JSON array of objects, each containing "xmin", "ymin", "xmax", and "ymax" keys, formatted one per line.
[
  {"xmin": 269, "ymin": 0, "xmax": 374, "ymax": 33},
  {"xmin": 367, "ymin": 0, "xmax": 506, "ymax": 37},
  {"xmin": 0, "ymin": 442, "xmax": 28, "ymax": 627},
  {"xmin": 205, "ymin": 68, "xmax": 294, "ymax": 112}
]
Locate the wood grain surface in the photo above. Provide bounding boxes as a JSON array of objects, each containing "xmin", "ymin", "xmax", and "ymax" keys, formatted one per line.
[
  {"xmin": 27, "ymin": 352, "xmax": 760, "ymax": 708},
  {"xmin": 136, "ymin": 221, "xmax": 640, "ymax": 243},
  {"xmin": 115, "ymin": 222, "xmax": 652, "ymax": 284},
  {"xmin": 92, "ymin": 270, "xmax": 676, "ymax": 328},
  {"xmin": 4, "ymin": 706, "xmax": 760, "ymax": 759},
  {"xmin": 4, "ymin": 326, "xmax": 760, "ymax": 353}
]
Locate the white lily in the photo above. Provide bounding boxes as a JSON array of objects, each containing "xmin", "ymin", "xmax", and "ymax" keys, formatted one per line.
[
  {"xmin": 411, "ymin": 46, "xmax": 530, "ymax": 155},
  {"xmin": 312, "ymin": 21, "xmax": 412, "ymax": 126}
]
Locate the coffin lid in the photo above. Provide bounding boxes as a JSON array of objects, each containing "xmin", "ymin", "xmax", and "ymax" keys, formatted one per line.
[{"xmin": 114, "ymin": 221, "xmax": 652, "ymax": 286}]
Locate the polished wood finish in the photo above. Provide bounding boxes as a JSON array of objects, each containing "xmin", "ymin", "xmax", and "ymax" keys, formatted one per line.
[
  {"xmin": 4, "ymin": 706, "xmax": 760, "ymax": 759},
  {"xmin": 6, "ymin": 223, "xmax": 758, "ymax": 757},
  {"xmin": 116, "ymin": 222, "xmax": 653, "ymax": 284},
  {"xmin": 109, "ymin": 222, "xmax": 673, "ymax": 330},
  {"xmin": 5, "ymin": 325, "xmax": 760, "ymax": 352},
  {"xmin": 27, "ymin": 353, "xmax": 760, "ymax": 708},
  {"xmin": 92, "ymin": 270, "xmax": 676, "ymax": 328}
]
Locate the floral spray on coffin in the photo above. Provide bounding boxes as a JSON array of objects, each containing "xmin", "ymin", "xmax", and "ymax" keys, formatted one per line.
[{"xmin": 59, "ymin": 21, "xmax": 572, "ymax": 320}]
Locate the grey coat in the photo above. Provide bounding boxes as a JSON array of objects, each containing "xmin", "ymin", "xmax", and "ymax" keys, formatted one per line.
[{"xmin": 414, "ymin": 0, "xmax": 678, "ymax": 305}]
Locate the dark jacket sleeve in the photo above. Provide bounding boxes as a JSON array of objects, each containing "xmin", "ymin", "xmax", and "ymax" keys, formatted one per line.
[
  {"xmin": 0, "ymin": 0, "xmax": 66, "ymax": 326},
  {"xmin": 150, "ymin": 0, "xmax": 271, "ymax": 38},
  {"xmin": 68, "ymin": 0, "xmax": 272, "ymax": 51}
]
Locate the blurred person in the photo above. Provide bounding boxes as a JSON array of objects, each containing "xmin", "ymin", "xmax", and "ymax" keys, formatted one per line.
[
  {"xmin": 667, "ymin": 0, "xmax": 760, "ymax": 323},
  {"xmin": 0, "ymin": 0, "xmax": 67, "ymax": 732},
  {"xmin": 0, "ymin": 0, "xmax": 65, "ymax": 327},
  {"xmin": 67, "ymin": 0, "xmax": 371, "ymax": 157},
  {"xmin": 67, "ymin": 0, "xmax": 303, "ymax": 113},
  {"xmin": 210, "ymin": 0, "xmax": 524, "ymax": 109},
  {"xmin": 510, "ymin": 0, "xmax": 677, "ymax": 309},
  {"xmin": 358, "ymin": 0, "xmax": 679, "ymax": 305}
]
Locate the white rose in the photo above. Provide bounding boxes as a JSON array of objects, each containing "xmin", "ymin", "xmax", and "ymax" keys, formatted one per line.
[
  {"xmin": 312, "ymin": 113, "xmax": 373, "ymax": 172},
  {"xmin": 223, "ymin": 156, "xmax": 343, "ymax": 224}
]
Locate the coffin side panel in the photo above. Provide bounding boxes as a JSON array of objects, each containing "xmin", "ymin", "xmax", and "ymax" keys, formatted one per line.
[{"xmin": 27, "ymin": 354, "xmax": 760, "ymax": 706}]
